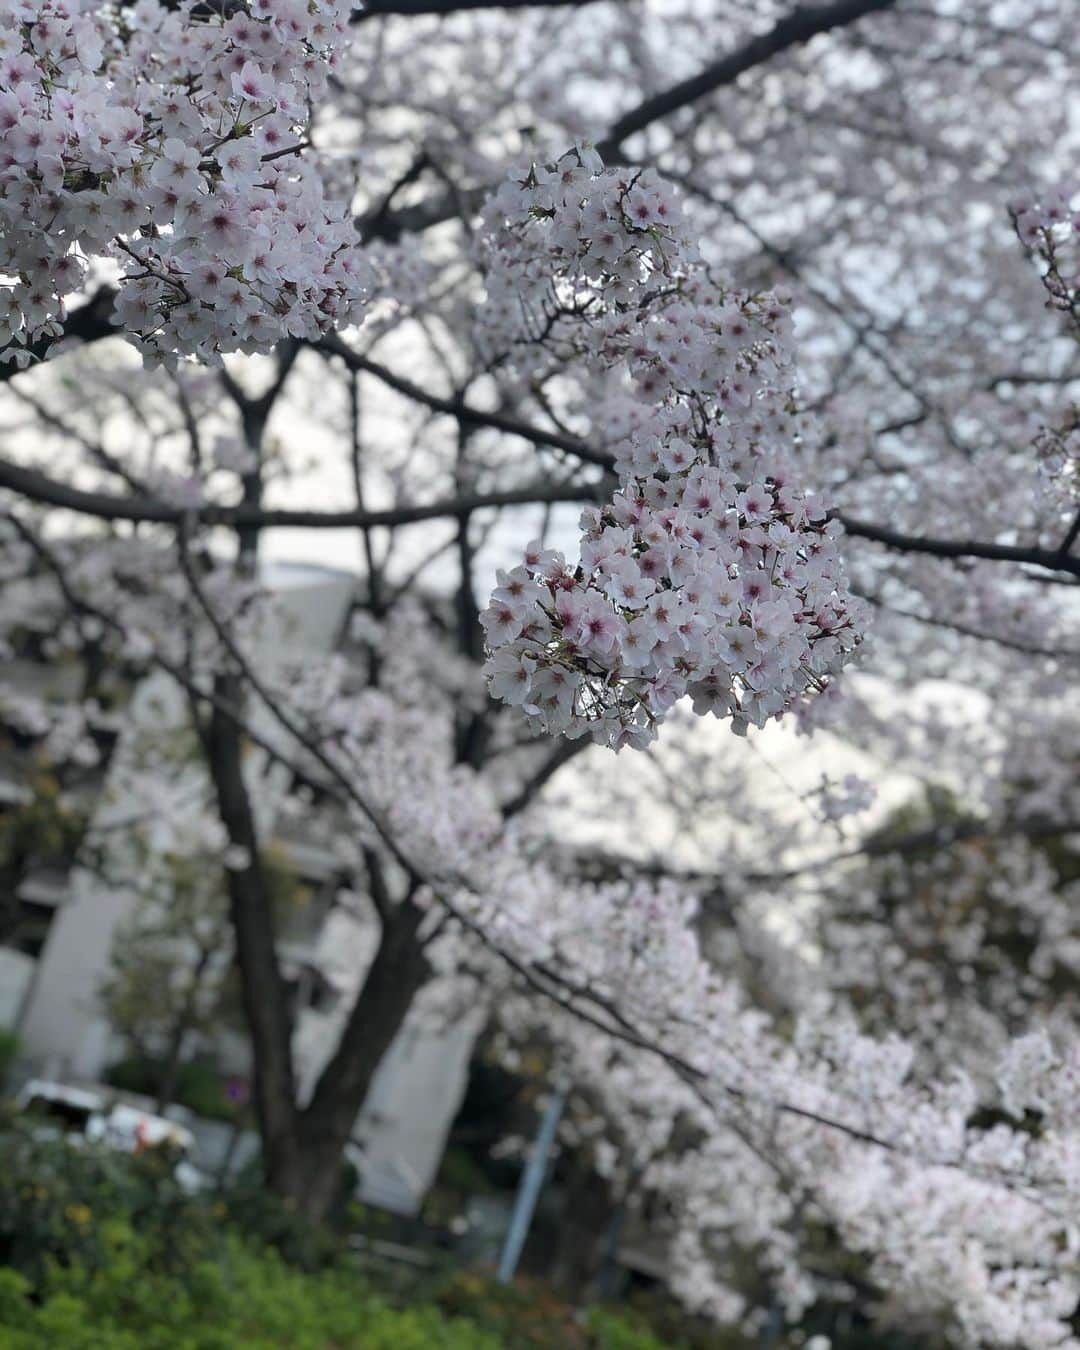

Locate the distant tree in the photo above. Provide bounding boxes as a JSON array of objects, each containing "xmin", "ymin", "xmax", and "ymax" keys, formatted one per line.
[{"xmin": 99, "ymin": 851, "xmax": 231, "ymax": 1114}]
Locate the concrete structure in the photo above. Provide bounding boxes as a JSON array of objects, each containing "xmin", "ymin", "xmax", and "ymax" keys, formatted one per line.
[{"xmin": 2, "ymin": 562, "xmax": 479, "ymax": 1215}]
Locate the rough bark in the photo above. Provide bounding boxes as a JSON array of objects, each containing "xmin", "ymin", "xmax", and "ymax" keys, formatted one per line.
[
  {"xmin": 201, "ymin": 690, "xmax": 434, "ymax": 1221},
  {"xmin": 0, "ymin": 848, "xmax": 30, "ymax": 949},
  {"xmin": 202, "ymin": 682, "xmax": 304, "ymax": 1197},
  {"xmin": 289, "ymin": 897, "xmax": 432, "ymax": 1221}
]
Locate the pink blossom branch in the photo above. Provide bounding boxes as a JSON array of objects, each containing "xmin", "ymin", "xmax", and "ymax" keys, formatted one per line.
[
  {"xmin": 164, "ymin": 523, "xmax": 1068, "ymax": 1206},
  {"xmin": 0, "ymin": 287, "xmax": 117, "ymax": 382}
]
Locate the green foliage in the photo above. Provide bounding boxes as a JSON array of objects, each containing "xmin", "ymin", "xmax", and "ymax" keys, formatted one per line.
[
  {"xmin": 218, "ymin": 1174, "xmax": 345, "ymax": 1271},
  {"xmin": 0, "ymin": 1126, "xmax": 703, "ymax": 1349},
  {"xmin": 432, "ymin": 1271, "xmax": 687, "ymax": 1350},
  {"xmin": 0, "ymin": 1124, "xmax": 500, "ymax": 1347},
  {"xmin": 104, "ymin": 1055, "xmax": 240, "ymax": 1122},
  {"xmin": 0, "ymin": 764, "xmax": 87, "ymax": 873},
  {"xmin": 435, "ymin": 1269, "xmax": 585, "ymax": 1347},
  {"xmin": 586, "ymin": 1305, "xmax": 691, "ymax": 1349},
  {"xmin": 0, "ymin": 1120, "xmax": 218, "ymax": 1285},
  {"xmin": 0, "ymin": 1228, "xmax": 507, "ymax": 1349}
]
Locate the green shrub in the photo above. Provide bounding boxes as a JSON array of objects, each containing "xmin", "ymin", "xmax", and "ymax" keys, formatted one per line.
[
  {"xmin": 217, "ymin": 1177, "xmax": 343, "ymax": 1272},
  {"xmin": 0, "ymin": 1121, "xmax": 218, "ymax": 1285},
  {"xmin": 0, "ymin": 1119, "xmax": 350, "ymax": 1280},
  {"xmin": 104, "ymin": 1055, "xmax": 241, "ymax": 1123},
  {"xmin": 436, "ymin": 1269, "xmax": 566, "ymax": 1344},
  {"xmin": 587, "ymin": 1305, "xmax": 689, "ymax": 1350},
  {"xmin": 0, "ymin": 1267, "xmax": 34, "ymax": 1332},
  {"xmin": 0, "ymin": 1127, "xmax": 695, "ymax": 1349},
  {"xmin": 432, "ymin": 1270, "xmax": 687, "ymax": 1349},
  {"xmin": 0, "ymin": 1232, "xmax": 505, "ymax": 1349}
]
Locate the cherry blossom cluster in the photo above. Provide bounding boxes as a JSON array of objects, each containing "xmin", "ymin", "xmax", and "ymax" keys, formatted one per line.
[
  {"xmin": 0, "ymin": 0, "xmax": 371, "ymax": 366},
  {"xmin": 813, "ymin": 835, "xmax": 1079, "ymax": 1072},
  {"xmin": 654, "ymin": 1025, "xmax": 1080, "ymax": 1346},
  {"xmin": 478, "ymin": 150, "xmax": 865, "ymax": 748},
  {"xmin": 487, "ymin": 871, "xmax": 1080, "ymax": 1347},
  {"xmin": 1011, "ymin": 186, "xmax": 1080, "ymax": 338},
  {"xmin": 1034, "ymin": 404, "xmax": 1080, "ymax": 503}
]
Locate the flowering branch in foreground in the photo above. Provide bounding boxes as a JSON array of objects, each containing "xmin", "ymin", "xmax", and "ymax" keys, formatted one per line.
[
  {"xmin": 479, "ymin": 150, "xmax": 866, "ymax": 749},
  {"xmin": 0, "ymin": 0, "xmax": 371, "ymax": 367}
]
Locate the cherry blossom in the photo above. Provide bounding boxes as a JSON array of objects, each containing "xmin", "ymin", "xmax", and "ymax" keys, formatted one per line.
[
  {"xmin": 0, "ymin": 0, "xmax": 371, "ymax": 367},
  {"xmin": 480, "ymin": 151, "xmax": 866, "ymax": 748},
  {"xmin": 1, "ymin": 4, "xmax": 1080, "ymax": 1345}
]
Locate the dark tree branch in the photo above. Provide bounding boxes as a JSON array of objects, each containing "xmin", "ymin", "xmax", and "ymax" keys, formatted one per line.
[
  {"xmin": 296, "ymin": 890, "xmax": 431, "ymax": 1219},
  {"xmin": 837, "ymin": 513, "xmax": 1080, "ymax": 579},
  {"xmin": 1058, "ymin": 506, "xmax": 1080, "ymax": 558},
  {"xmin": 356, "ymin": 152, "xmax": 432, "ymax": 245},
  {"xmin": 318, "ymin": 336, "xmax": 617, "ymax": 468},
  {"xmin": 354, "ymin": 0, "xmax": 605, "ymax": 16},
  {"xmin": 0, "ymin": 455, "xmax": 597, "ymax": 527},
  {"xmin": 745, "ymin": 817, "xmax": 1080, "ymax": 885},
  {"xmin": 219, "ymin": 338, "xmax": 302, "ymax": 431},
  {"xmin": 6, "ymin": 383, "xmax": 149, "ymax": 497},
  {"xmin": 595, "ymin": 0, "xmax": 900, "ymax": 160},
  {"xmin": 6, "ymin": 457, "xmax": 1076, "ymax": 586},
  {"xmin": 502, "ymin": 736, "xmax": 590, "ymax": 819},
  {"xmin": 197, "ymin": 676, "xmax": 302, "ymax": 1192},
  {"xmin": 857, "ymin": 589, "xmax": 1080, "ymax": 662},
  {"xmin": 355, "ymin": 0, "xmax": 904, "ymax": 238},
  {"xmin": 360, "ymin": 845, "xmax": 392, "ymax": 923}
]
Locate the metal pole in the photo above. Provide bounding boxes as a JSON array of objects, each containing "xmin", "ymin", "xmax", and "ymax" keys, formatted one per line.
[{"xmin": 496, "ymin": 1076, "xmax": 568, "ymax": 1284}]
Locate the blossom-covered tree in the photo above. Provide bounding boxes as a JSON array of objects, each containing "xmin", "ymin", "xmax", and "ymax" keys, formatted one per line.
[{"xmin": 2, "ymin": 0, "xmax": 1080, "ymax": 1344}]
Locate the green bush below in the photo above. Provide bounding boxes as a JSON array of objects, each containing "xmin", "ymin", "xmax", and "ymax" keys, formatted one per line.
[{"xmin": 0, "ymin": 1122, "xmax": 683, "ymax": 1349}]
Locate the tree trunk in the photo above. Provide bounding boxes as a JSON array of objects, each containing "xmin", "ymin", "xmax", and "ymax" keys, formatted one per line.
[
  {"xmin": 201, "ymin": 681, "xmax": 304, "ymax": 1196},
  {"xmin": 0, "ymin": 844, "xmax": 31, "ymax": 948},
  {"xmin": 199, "ymin": 685, "xmax": 435, "ymax": 1221},
  {"xmin": 548, "ymin": 1157, "xmax": 615, "ymax": 1299},
  {"xmin": 194, "ymin": 561, "xmax": 435, "ymax": 1218},
  {"xmin": 285, "ymin": 896, "xmax": 432, "ymax": 1223}
]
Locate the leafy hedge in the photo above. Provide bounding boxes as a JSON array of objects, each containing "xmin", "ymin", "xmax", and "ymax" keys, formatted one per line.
[
  {"xmin": 0, "ymin": 1231, "xmax": 680, "ymax": 1350},
  {"xmin": 0, "ymin": 1123, "xmax": 681, "ymax": 1349},
  {"xmin": 104, "ymin": 1055, "xmax": 242, "ymax": 1123},
  {"xmin": 0, "ymin": 1235, "xmax": 506, "ymax": 1349},
  {"xmin": 434, "ymin": 1271, "xmax": 689, "ymax": 1349},
  {"xmin": 0, "ymin": 1116, "xmax": 220, "ymax": 1285}
]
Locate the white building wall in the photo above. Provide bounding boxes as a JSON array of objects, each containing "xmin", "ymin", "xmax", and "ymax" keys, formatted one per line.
[
  {"xmin": 15, "ymin": 669, "xmax": 189, "ymax": 1078},
  {"xmin": 0, "ymin": 948, "xmax": 33, "ymax": 1029},
  {"xmin": 16, "ymin": 866, "xmax": 132, "ymax": 1079},
  {"xmin": 351, "ymin": 1005, "xmax": 486, "ymax": 1213}
]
